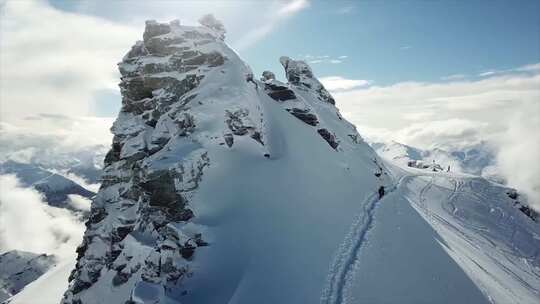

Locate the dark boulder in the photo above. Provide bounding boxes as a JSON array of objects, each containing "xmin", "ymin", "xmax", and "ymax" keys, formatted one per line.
[
  {"xmin": 265, "ymin": 83, "xmax": 296, "ymax": 101},
  {"xmin": 261, "ymin": 71, "xmax": 276, "ymax": 81},
  {"xmin": 286, "ymin": 108, "xmax": 319, "ymax": 126},
  {"xmin": 317, "ymin": 128, "xmax": 339, "ymax": 150},
  {"xmin": 224, "ymin": 133, "xmax": 234, "ymax": 147}
]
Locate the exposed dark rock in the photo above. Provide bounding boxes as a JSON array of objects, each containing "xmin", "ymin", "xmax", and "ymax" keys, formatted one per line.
[
  {"xmin": 317, "ymin": 86, "xmax": 335, "ymax": 105},
  {"xmin": 184, "ymin": 51, "xmax": 225, "ymax": 67},
  {"xmin": 280, "ymin": 56, "xmax": 313, "ymax": 84},
  {"xmin": 143, "ymin": 20, "xmax": 171, "ymax": 41},
  {"xmin": 286, "ymin": 108, "xmax": 319, "ymax": 126},
  {"xmin": 279, "ymin": 56, "xmax": 335, "ymax": 105},
  {"xmin": 251, "ymin": 131, "xmax": 264, "ymax": 145},
  {"xmin": 64, "ymin": 17, "xmax": 223, "ymax": 303},
  {"xmin": 145, "ymin": 36, "xmax": 186, "ymax": 56},
  {"xmin": 175, "ymin": 113, "xmax": 196, "ymax": 136},
  {"xmin": 112, "ymin": 268, "xmax": 131, "ymax": 286},
  {"xmin": 141, "ymin": 171, "xmax": 185, "ymax": 211},
  {"xmin": 317, "ymin": 128, "xmax": 339, "ymax": 149},
  {"xmin": 112, "ymin": 226, "xmax": 134, "ymax": 243},
  {"xmin": 180, "ymin": 243, "xmax": 196, "ymax": 260},
  {"xmin": 124, "ymin": 41, "xmax": 149, "ymax": 60},
  {"xmin": 88, "ymin": 207, "xmax": 107, "ymax": 225},
  {"xmin": 265, "ymin": 83, "xmax": 296, "ymax": 101},
  {"xmin": 193, "ymin": 233, "xmax": 208, "ymax": 247},
  {"xmin": 348, "ymin": 134, "xmax": 362, "ymax": 144},
  {"xmin": 120, "ymin": 77, "xmax": 153, "ymax": 101},
  {"xmin": 225, "ymin": 109, "xmax": 250, "ymax": 135},
  {"xmin": 261, "ymin": 71, "xmax": 275, "ymax": 81},
  {"xmin": 507, "ymin": 189, "xmax": 518, "ymax": 200},
  {"xmin": 519, "ymin": 205, "xmax": 538, "ymax": 221},
  {"xmin": 71, "ymin": 280, "xmax": 92, "ymax": 295}
]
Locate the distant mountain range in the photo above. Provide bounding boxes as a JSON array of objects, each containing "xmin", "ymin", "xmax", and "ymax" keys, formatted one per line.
[
  {"xmin": 0, "ymin": 250, "xmax": 56, "ymax": 302},
  {"xmin": 0, "ymin": 161, "xmax": 95, "ymax": 209}
]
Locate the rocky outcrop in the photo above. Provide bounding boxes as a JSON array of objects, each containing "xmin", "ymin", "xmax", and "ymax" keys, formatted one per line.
[
  {"xmin": 317, "ymin": 128, "xmax": 339, "ymax": 150},
  {"xmin": 264, "ymin": 82, "xmax": 297, "ymax": 102},
  {"xmin": 506, "ymin": 189, "xmax": 538, "ymax": 222},
  {"xmin": 62, "ymin": 18, "xmax": 222, "ymax": 304},
  {"xmin": 260, "ymin": 70, "xmax": 276, "ymax": 81},
  {"xmin": 279, "ymin": 56, "xmax": 335, "ymax": 105},
  {"xmin": 286, "ymin": 108, "xmax": 319, "ymax": 126}
]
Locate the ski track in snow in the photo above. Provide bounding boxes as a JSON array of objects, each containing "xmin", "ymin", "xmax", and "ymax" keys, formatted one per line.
[
  {"xmin": 409, "ymin": 174, "xmax": 540, "ymax": 303},
  {"xmin": 321, "ymin": 176, "xmax": 406, "ymax": 304}
]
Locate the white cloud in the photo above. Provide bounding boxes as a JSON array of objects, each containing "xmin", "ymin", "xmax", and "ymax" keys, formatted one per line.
[
  {"xmin": 0, "ymin": 116, "xmax": 113, "ymax": 159},
  {"xmin": 234, "ymin": 0, "xmax": 310, "ymax": 50},
  {"xmin": 0, "ymin": 0, "xmax": 139, "ymax": 122},
  {"xmin": 516, "ymin": 63, "xmax": 540, "ymax": 72},
  {"xmin": 496, "ymin": 100, "xmax": 540, "ymax": 211},
  {"xmin": 478, "ymin": 70, "xmax": 497, "ymax": 77},
  {"xmin": 441, "ymin": 74, "xmax": 467, "ymax": 81},
  {"xmin": 303, "ymin": 54, "xmax": 348, "ymax": 65},
  {"xmin": 0, "ymin": 175, "xmax": 84, "ymax": 258},
  {"xmin": 67, "ymin": 195, "xmax": 92, "ymax": 212},
  {"xmin": 320, "ymin": 76, "xmax": 371, "ymax": 91},
  {"xmin": 0, "ymin": 0, "xmax": 310, "ymax": 126},
  {"xmin": 332, "ymin": 63, "xmax": 540, "ymax": 209},
  {"xmin": 278, "ymin": 0, "xmax": 310, "ymax": 16},
  {"xmin": 400, "ymin": 46, "xmax": 412, "ymax": 50},
  {"xmin": 0, "ymin": 116, "xmax": 112, "ymax": 178},
  {"xmin": 391, "ymin": 119, "xmax": 491, "ymax": 150}
]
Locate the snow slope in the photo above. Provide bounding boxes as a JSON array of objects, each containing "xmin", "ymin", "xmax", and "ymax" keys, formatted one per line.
[
  {"xmin": 8, "ymin": 260, "xmax": 76, "ymax": 304},
  {"xmin": 12, "ymin": 16, "xmax": 538, "ymax": 304},
  {"xmin": 398, "ymin": 167, "xmax": 540, "ymax": 303},
  {"xmin": 331, "ymin": 161, "xmax": 540, "ymax": 304}
]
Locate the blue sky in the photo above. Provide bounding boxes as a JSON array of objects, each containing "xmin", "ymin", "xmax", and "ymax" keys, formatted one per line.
[{"xmin": 48, "ymin": 0, "xmax": 540, "ymax": 85}]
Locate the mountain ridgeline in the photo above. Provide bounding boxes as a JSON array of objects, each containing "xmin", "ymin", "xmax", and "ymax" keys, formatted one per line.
[{"xmin": 62, "ymin": 16, "xmax": 387, "ymax": 304}]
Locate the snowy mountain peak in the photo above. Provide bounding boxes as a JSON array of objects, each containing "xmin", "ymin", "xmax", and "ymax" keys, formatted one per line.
[{"xmin": 62, "ymin": 17, "xmax": 387, "ymax": 304}]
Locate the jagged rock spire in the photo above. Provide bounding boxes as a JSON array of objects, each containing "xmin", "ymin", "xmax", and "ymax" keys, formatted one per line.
[{"xmin": 280, "ymin": 56, "xmax": 335, "ymax": 105}]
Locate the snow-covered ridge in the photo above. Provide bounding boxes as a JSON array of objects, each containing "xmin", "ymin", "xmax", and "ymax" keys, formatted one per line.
[{"xmin": 61, "ymin": 15, "xmax": 385, "ymax": 304}]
